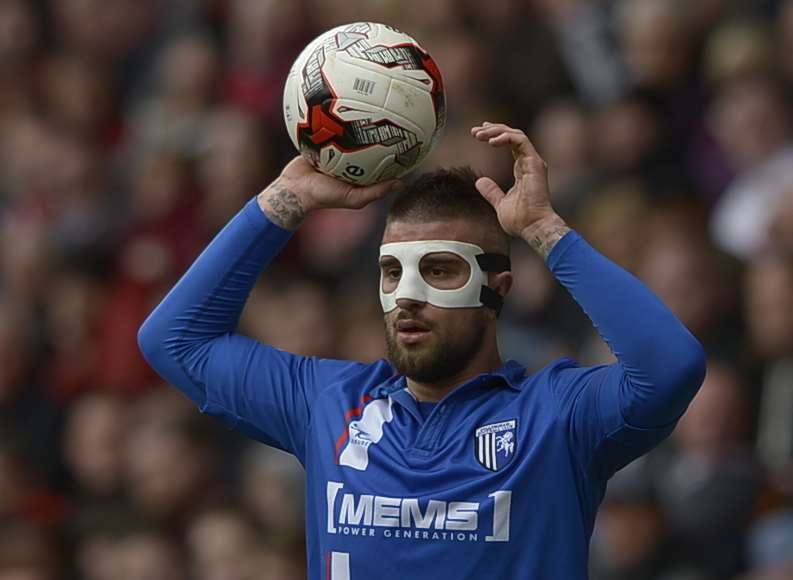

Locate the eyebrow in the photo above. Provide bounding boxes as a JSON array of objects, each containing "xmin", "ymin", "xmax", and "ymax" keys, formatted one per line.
[
  {"xmin": 378, "ymin": 256, "xmax": 399, "ymax": 267},
  {"xmin": 420, "ymin": 253, "xmax": 466, "ymax": 265},
  {"xmin": 379, "ymin": 253, "xmax": 468, "ymax": 266}
]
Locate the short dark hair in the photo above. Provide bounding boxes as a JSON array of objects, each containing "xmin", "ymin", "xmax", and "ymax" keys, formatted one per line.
[{"xmin": 386, "ymin": 167, "xmax": 509, "ymax": 254}]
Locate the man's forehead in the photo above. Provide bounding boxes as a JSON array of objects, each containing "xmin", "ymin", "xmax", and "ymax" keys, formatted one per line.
[{"xmin": 381, "ymin": 218, "xmax": 488, "ymax": 246}]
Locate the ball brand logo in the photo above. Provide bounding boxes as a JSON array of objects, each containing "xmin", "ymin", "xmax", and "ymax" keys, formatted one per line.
[
  {"xmin": 475, "ymin": 419, "xmax": 518, "ymax": 472},
  {"xmin": 326, "ymin": 481, "xmax": 512, "ymax": 543}
]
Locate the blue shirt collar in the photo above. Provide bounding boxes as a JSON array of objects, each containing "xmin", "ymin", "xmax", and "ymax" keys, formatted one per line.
[
  {"xmin": 370, "ymin": 359, "xmax": 528, "ymax": 399},
  {"xmin": 490, "ymin": 359, "xmax": 528, "ymax": 390}
]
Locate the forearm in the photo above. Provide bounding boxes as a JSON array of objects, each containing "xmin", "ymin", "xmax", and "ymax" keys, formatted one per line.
[
  {"xmin": 257, "ymin": 182, "xmax": 307, "ymax": 230},
  {"xmin": 530, "ymin": 218, "xmax": 706, "ymax": 427},
  {"xmin": 521, "ymin": 213, "xmax": 571, "ymax": 260},
  {"xmin": 138, "ymin": 196, "xmax": 293, "ymax": 404}
]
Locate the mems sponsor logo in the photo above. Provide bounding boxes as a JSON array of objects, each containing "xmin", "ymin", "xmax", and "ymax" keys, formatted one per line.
[{"xmin": 326, "ymin": 481, "xmax": 512, "ymax": 543}]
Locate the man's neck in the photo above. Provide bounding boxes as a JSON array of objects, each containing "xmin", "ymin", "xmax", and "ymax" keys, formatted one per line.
[{"xmin": 406, "ymin": 350, "xmax": 504, "ymax": 403}]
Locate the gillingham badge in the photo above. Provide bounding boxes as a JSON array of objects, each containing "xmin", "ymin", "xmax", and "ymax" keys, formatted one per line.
[{"xmin": 474, "ymin": 419, "xmax": 517, "ymax": 472}]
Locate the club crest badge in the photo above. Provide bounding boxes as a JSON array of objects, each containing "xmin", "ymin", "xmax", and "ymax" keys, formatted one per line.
[{"xmin": 475, "ymin": 419, "xmax": 517, "ymax": 472}]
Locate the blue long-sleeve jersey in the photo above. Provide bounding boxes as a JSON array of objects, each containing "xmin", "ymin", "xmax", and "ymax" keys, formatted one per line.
[{"xmin": 138, "ymin": 197, "xmax": 706, "ymax": 579}]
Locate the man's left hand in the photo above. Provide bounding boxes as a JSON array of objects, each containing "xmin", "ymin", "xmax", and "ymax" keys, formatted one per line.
[
  {"xmin": 472, "ymin": 122, "xmax": 571, "ymax": 259},
  {"xmin": 470, "ymin": 122, "xmax": 558, "ymax": 238}
]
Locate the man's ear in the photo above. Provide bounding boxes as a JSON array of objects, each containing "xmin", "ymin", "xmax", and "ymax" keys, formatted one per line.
[{"xmin": 490, "ymin": 271, "xmax": 513, "ymax": 298}]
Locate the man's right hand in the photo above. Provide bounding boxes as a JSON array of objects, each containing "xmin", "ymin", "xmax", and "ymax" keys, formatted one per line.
[{"xmin": 258, "ymin": 156, "xmax": 397, "ymax": 229}]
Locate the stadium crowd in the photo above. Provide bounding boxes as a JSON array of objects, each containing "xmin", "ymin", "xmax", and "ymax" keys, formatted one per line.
[{"xmin": 1, "ymin": 0, "xmax": 793, "ymax": 578}]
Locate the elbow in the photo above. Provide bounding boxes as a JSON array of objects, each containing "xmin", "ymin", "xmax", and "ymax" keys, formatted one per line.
[
  {"xmin": 661, "ymin": 335, "xmax": 707, "ymax": 423},
  {"xmin": 651, "ymin": 333, "xmax": 707, "ymax": 413},
  {"xmin": 675, "ymin": 334, "xmax": 707, "ymax": 392},
  {"xmin": 137, "ymin": 313, "xmax": 210, "ymax": 408},
  {"xmin": 137, "ymin": 314, "xmax": 166, "ymax": 371},
  {"xmin": 622, "ymin": 335, "xmax": 707, "ymax": 429}
]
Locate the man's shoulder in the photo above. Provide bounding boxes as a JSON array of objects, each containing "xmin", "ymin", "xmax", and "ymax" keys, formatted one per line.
[
  {"xmin": 521, "ymin": 356, "xmax": 582, "ymax": 387},
  {"xmin": 310, "ymin": 357, "xmax": 399, "ymax": 400},
  {"xmin": 518, "ymin": 356, "xmax": 616, "ymax": 404}
]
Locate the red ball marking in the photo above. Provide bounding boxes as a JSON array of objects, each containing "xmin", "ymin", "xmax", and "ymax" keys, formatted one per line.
[
  {"xmin": 308, "ymin": 104, "xmax": 344, "ymax": 145},
  {"xmin": 421, "ymin": 54, "xmax": 444, "ymax": 93}
]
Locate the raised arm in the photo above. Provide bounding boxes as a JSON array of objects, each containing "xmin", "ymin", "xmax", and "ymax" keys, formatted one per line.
[
  {"xmin": 137, "ymin": 158, "xmax": 394, "ymax": 458},
  {"xmin": 472, "ymin": 123, "xmax": 706, "ymax": 475}
]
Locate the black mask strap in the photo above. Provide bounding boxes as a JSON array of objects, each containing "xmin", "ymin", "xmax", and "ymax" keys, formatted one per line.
[
  {"xmin": 476, "ymin": 253, "xmax": 511, "ymax": 273},
  {"xmin": 475, "ymin": 253, "xmax": 510, "ymax": 316}
]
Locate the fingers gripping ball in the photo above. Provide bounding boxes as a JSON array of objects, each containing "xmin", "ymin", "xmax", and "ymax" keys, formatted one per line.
[{"xmin": 283, "ymin": 22, "xmax": 446, "ymax": 186}]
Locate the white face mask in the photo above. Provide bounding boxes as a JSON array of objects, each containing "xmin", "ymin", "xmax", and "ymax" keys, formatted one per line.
[{"xmin": 378, "ymin": 240, "xmax": 510, "ymax": 313}]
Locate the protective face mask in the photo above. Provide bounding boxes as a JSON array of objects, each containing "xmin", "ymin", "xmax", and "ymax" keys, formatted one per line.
[{"xmin": 378, "ymin": 240, "xmax": 510, "ymax": 313}]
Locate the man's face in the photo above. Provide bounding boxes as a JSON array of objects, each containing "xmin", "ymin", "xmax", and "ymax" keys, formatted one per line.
[{"xmin": 379, "ymin": 218, "xmax": 500, "ymax": 382}]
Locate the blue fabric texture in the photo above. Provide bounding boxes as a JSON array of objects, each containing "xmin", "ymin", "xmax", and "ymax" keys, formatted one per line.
[
  {"xmin": 138, "ymin": 198, "xmax": 706, "ymax": 580},
  {"xmin": 417, "ymin": 401, "xmax": 438, "ymax": 421}
]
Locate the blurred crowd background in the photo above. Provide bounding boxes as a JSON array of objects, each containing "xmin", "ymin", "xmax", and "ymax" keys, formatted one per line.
[{"xmin": 2, "ymin": 0, "xmax": 793, "ymax": 578}]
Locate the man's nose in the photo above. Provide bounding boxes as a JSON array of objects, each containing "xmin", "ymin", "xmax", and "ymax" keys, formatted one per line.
[{"xmin": 395, "ymin": 297, "xmax": 426, "ymax": 311}]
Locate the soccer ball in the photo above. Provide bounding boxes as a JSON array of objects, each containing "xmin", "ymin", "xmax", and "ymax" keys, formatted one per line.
[{"xmin": 283, "ymin": 22, "xmax": 446, "ymax": 186}]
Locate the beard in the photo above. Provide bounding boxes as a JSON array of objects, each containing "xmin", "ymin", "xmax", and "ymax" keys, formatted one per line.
[{"xmin": 384, "ymin": 312, "xmax": 487, "ymax": 382}]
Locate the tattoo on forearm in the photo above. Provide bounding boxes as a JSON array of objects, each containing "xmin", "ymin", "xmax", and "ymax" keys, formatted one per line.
[
  {"xmin": 259, "ymin": 185, "xmax": 305, "ymax": 230},
  {"xmin": 524, "ymin": 215, "xmax": 571, "ymax": 260}
]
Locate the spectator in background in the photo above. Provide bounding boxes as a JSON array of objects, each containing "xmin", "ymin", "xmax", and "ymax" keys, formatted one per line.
[
  {"xmin": 114, "ymin": 527, "xmax": 184, "ymax": 580},
  {"xmin": 122, "ymin": 388, "xmax": 220, "ymax": 525},
  {"xmin": 187, "ymin": 506, "xmax": 261, "ymax": 580},
  {"xmin": 589, "ymin": 462, "xmax": 695, "ymax": 580},
  {"xmin": 498, "ymin": 241, "xmax": 578, "ymax": 370},
  {"xmin": 746, "ymin": 253, "xmax": 793, "ymax": 496},
  {"xmin": 637, "ymin": 202, "xmax": 741, "ymax": 356},
  {"xmin": 222, "ymin": 0, "xmax": 309, "ymax": 123},
  {"xmin": 0, "ymin": 442, "xmax": 32, "ymax": 522},
  {"xmin": 0, "ymin": 300, "xmax": 62, "ymax": 485},
  {"xmin": 198, "ymin": 108, "xmax": 270, "ymax": 234},
  {"xmin": 127, "ymin": 34, "xmax": 220, "ymax": 162},
  {"xmin": 62, "ymin": 392, "xmax": 126, "ymax": 504},
  {"xmin": 574, "ymin": 180, "xmax": 649, "ymax": 272},
  {"xmin": 691, "ymin": 19, "xmax": 775, "ymax": 206},
  {"xmin": 710, "ymin": 75, "xmax": 793, "ymax": 259},
  {"xmin": 43, "ymin": 265, "xmax": 108, "ymax": 400},
  {"xmin": 238, "ymin": 445, "xmax": 304, "ymax": 543},
  {"xmin": 745, "ymin": 253, "xmax": 793, "ymax": 363},
  {"xmin": 776, "ymin": 0, "xmax": 793, "ymax": 90},
  {"xmin": 532, "ymin": 99, "xmax": 594, "ymax": 214},
  {"xmin": 704, "ymin": 21, "xmax": 774, "ymax": 89},
  {"xmin": 744, "ymin": 509, "xmax": 793, "ymax": 579},
  {"xmin": 616, "ymin": 0, "xmax": 708, "ymax": 168},
  {"xmin": 0, "ymin": 521, "xmax": 59, "ymax": 580},
  {"xmin": 591, "ymin": 94, "xmax": 667, "ymax": 181},
  {"xmin": 768, "ymin": 186, "xmax": 793, "ymax": 255},
  {"xmin": 0, "ymin": 0, "xmax": 40, "ymax": 119},
  {"xmin": 478, "ymin": 0, "xmax": 571, "ymax": 126},
  {"xmin": 72, "ymin": 513, "xmax": 127, "ymax": 580},
  {"xmin": 187, "ymin": 505, "xmax": 304, "ymax": 580},
  {"xmin": 653, "ymin": 362, "xmax": 765, "ymax": 578},
  {"xmin": 426, "ymin": 113, "xmax": 513, "ymax": 184},
  {"xmin": 617, "ymin": 0, "xmax": 694, "ymax": 93},
  {"xmin": 334, "ymin": 283, "xmax": 388, "ymax": 363},
  {"xmin": 50, "ymin": 0, "xmax": 156, "ymax": 71},
  {"xmin": 39, "ymin": 54, "xmax": 117, "ymax": 146},
  {"xmin": 534, "ymin": 0, "xmax": 627, "ymax": 105},
  {"xmin": 240, "ymin": 278, "xmax": 338, "ymax": 358}
]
